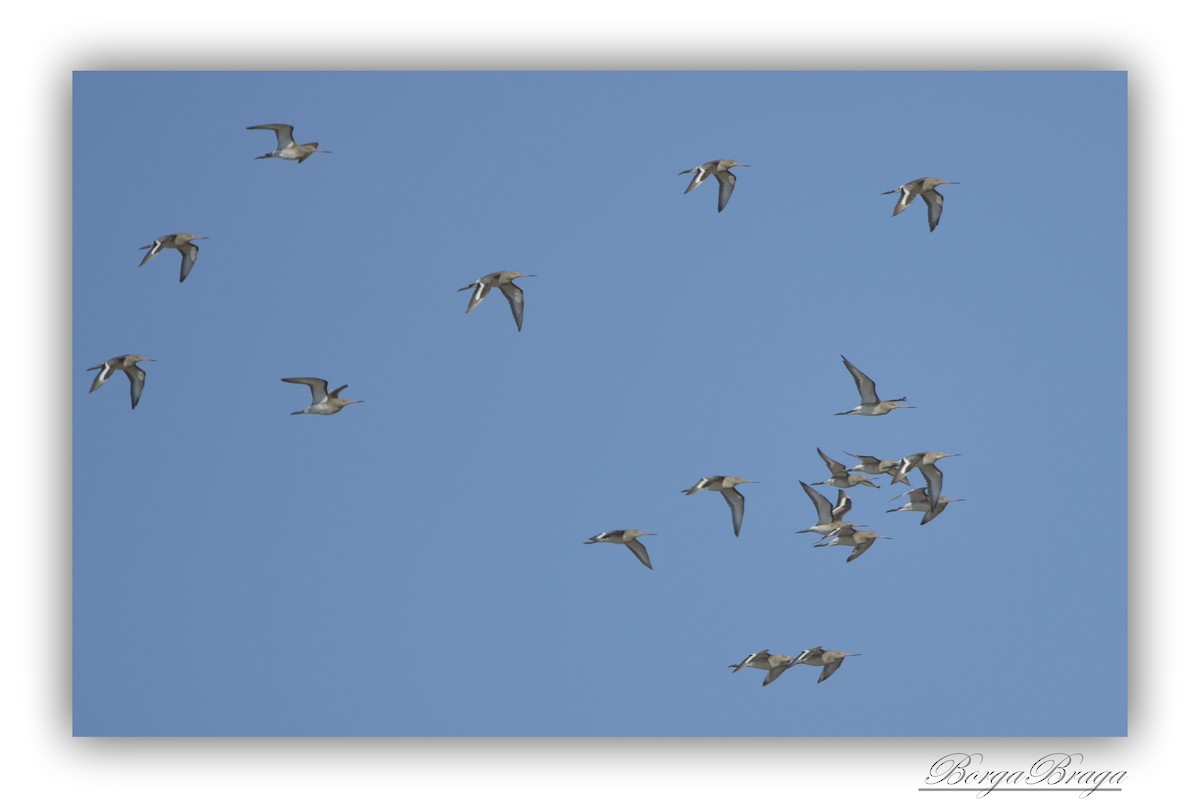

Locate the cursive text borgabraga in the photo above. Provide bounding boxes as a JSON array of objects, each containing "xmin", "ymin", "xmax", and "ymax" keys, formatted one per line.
[{"xmin": 925, "ymin": 752, "xmax": 1126, "ymax": 797}]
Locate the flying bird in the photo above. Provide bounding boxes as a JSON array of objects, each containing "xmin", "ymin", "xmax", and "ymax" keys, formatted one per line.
[
  {"xmin": 796, "ymin": 482, "xmax": 857, "ymax": 537},
  {"xmin": 682, "ymin": 476, "xmax": 757, "ymax": 537},
  {"xmin": 792, "ymin": 647, "xmax": 860, "ymax": 683},
  {"xmin": 281, "ymin": 377, "xmax": 363, "ymax": 415},
  {"xmin": 813, "ymin": 526, "xmax": 890, "ymax": 563},
  {"xmin": 246, "ymin": 123, "xmax": 330, "ymax": 163},
  {"xmin": 888, "ymin": 487, "xmax": 964, "ymax": 525},
  {"xmin": 811, "ymin": 448, "xmax": 878, "ymax": 489},
  {"xmin": 892, "ymin": 451, "xmax": 960, "ymax": 508},
  {"xmin": 458, "ymin": 271, "xmax": 536, "ymax": 331},
  {"xmin": 138, "ymin": 234, "xmax": 207, "ymax": 283},
  {"xmin": 729, "ymin": 650, "xmax": 797, "ymax": 686},
  {"xmin": 679, "ymin": 159, "xmax": 748, "ymax": 213},
  {"xmin": 882, "ymin": 177, "xmax": 959, "ymax": 232},
  {"xmin": 584, "ymin": 529, "xmax": 657, "ymax": 570},
  {"xmin": 836, "ymin": 356, "xmax": 912, "ymax": 416},
  {"xmin": 87, "ymin": 354, "xmax": 155, "ymax": 410},
  {"xmin": 844, "ymin": 452, "xmax": 910, "ymax": 485}
]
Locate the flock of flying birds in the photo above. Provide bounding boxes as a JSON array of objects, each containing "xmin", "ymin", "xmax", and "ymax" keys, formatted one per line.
[
  {"xmin": 85, "ymin": 121, "xmax": 963, "ymax": 690},
  {"xmin": 718, "ymin": 357, "xmax": 963, "ymax": 687}
]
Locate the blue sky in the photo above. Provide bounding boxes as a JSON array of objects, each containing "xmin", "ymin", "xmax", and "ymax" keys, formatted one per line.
[{"xmin": 72, "ymin": 70, "xmax": 1125, "ymax": 736}]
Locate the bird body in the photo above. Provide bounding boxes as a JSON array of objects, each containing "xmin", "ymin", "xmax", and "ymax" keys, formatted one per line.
[
  {"xmin": 138, "ymin": 233, "xmax": 207, "ymax": 283},
  {"xmin": 679, "ymin": 159, "xmax": 748, "ymax": 212},
  {"xmin": 458, "ymin": 271, "xmax": 535, "ymax": 331},
  {"xmin": 282, "ymin": 377, "xmax": 363, "ymax": 415},
  {"xmin": 247, "ymin": 123, "xmax": 330, "ymax": 162},
  {"xmin": 882, "ymin": 177, "xmax": 958, "ymax": 231},
  {"xmin": 836, "ymin": 356, "xmax": 912, "ymax": 416},
  {"xmin": 585, "ymin": 529, "xmax": 656, "ymax": 570},
  {"xmin": 682, "ymin": 475, "xmax": 757, "ymax": 537}
]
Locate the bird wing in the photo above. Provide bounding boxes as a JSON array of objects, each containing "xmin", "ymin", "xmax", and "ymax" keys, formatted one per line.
[
  {"xmin": 818, "ymin": 658, "xmax": 845, "ymax": 683},
  {"xmin": 680, "ymin": 166, "xmax": 709, "ymax": 194},
  {"xmin": 833, "ymin": 490, "xmax": 851, "ymax": 519},
  {"xmin": 799, "ymin": 481, "xmax": 834, "ymax": 524},
  {"xmin": 793, "ymin": 647, "xmax": 821, "ymax": 666},
  {"xmin": 722, "ymin": 487, "xmax": 746, "ymax": 537},
  {"xmin": 282, "ymin": 377, "xmax": 330, "ymax": 404},
  {"xmin": 763, "ymin": 663, "xmax": 790, "ymax": 686},
  {"xmin": 681, "ymin": 475, "xmax": 715, "ymax": 494},
  {"xmin": 248, "ymin": 123, "xmax": 295, "ymax": 149},
  {"xmin": 919, "ymin": 463, "xmax": 944, "ymax": 510},
  {"xmin": 845, "ymin": 537, "xmax": 875, "ymax": 563},
  {"xmin": 891, "ymin": 487, "xmax": 929, "ymax": 506},
  {"xmin": 625, "ymin": 539, "xmax": 653, "ymax": 570},
  {"xmin": 138, "ymin": 239, "xmax": 164, "ymax": 267},
  {"xmin": 921, "ymin": 498, "xmax": 949, "ymax": 526},
  {"xmin": 731, "ymin": 650, "xmax": 769, "ymax": 672},
  {"xmin": 893, "ymin": 455, "xmax": 918, "ymax": 484},
  {"xmin": 499, "ymin": 281, "xmax": 525, "ymax": 331},
  {"xmin": 841, "ymin": 356, "xmax": 879, "ymax": 405},
  {"xmin": 178, "ymin": 242, "xmax": 199, "ymax": 283},
  {"xmin": 817, "ymin": 447, "xmax": 846, "ymax": 475},
  {"xmin": 922, "ymin": 189, "xmax": 945, "ymax": 232},
  {"xmin": 461, "ymin": 280, "xmax": 490, "ymax": 313},
  {"xmin": 715, "ymin": 170, "xmax": 737, "ymax": 212},
  {"xmin": 123, "ymin": 365, "xmax": 146, "ymax": 409},
  {"xmin": 892, "ymin": 184, "xmax": 915, "ymax": 216},
  {"xmin": 88, "ymin": 359, "xmax": 116, "ymax": 392}
]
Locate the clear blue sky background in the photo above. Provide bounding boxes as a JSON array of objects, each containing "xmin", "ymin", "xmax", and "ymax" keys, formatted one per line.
[{"xmin": 73, "ymin": 71, "xmax": 1125, "ymax": 736}]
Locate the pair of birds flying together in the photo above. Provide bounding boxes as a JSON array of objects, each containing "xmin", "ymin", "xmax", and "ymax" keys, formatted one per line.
[
  {"xmin": 680, "ymin": 160, "xmax": 957, "ymax": 233},
  {"xmin": 887, "ymin": 451, "xmax": 961, "ymax": 521},
  {"xmin": 583, "ymin": 474, "xmax": 758, "ymax": 571},
  {"xmin": 730, "ymin": 647, "xmax": 860, "ymax": 686},
  {"xmin": 86, "ymin": 362, "xmax": 364, "ymax": 416},
  {"xmin": 795, "ymin": 482, "xmax": 888, "ymax": 563},
  {"xmin": 132, "ymin": 126, "xmax": 329, "ymax": 285}
]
